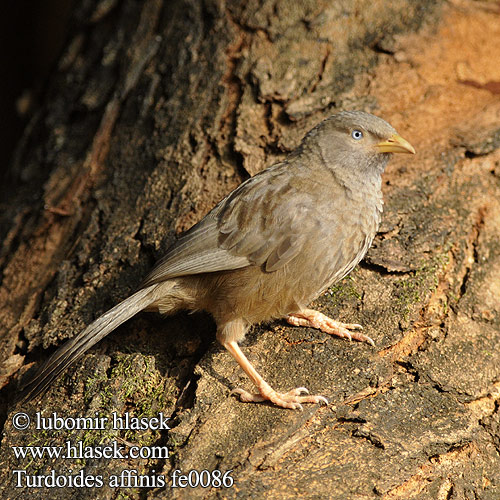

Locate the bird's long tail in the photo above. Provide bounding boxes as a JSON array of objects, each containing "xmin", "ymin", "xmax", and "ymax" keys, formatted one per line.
[{"xmin": 18, "ymin": 284, "xmax": 161, "ymax": 403}]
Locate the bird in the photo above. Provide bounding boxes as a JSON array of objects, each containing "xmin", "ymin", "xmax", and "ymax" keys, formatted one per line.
[{"xmin": 18, "ymin": 111, "xmax": 415, "ymax": 409}]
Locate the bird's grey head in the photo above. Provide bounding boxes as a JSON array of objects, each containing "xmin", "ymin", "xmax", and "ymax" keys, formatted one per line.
[{"xmin": 302, "ymin": 110, "xmax": 415, "ymax": 179}]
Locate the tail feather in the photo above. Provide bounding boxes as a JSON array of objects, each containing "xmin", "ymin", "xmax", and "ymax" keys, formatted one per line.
[{"xmin": 18, "ymin": 285, "xmax": 160, "ymax": 403}]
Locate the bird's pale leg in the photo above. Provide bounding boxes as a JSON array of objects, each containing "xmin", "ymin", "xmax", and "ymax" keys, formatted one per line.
[
  {"xmin": 223, "ymin": 340, "xmax": 328, "ymax": 410},
  {"xmin": 287, "ymin": 308, "xmax": 375, "ymax": 346}
]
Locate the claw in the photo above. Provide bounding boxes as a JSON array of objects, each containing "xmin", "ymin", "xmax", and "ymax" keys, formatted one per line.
[
  {"xmin": 364, "ymin": 335, "xmax": 375, "ymax": 347},
  {"xmin": 291, "ymin": 387, "xmax": 309, "ymax": 395},
  {"xmin": 345, "ymin": 323, "xmax": 363, "ymax": 330},
  {"xmin": 316, "ymin": 395, "xmax": 329, "ymax": 405}
]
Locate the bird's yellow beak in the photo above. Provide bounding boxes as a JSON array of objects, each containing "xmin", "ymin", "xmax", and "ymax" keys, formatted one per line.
[{"xmin": 375, "ymin": 134, "xmax": 415, "ymax": 154}]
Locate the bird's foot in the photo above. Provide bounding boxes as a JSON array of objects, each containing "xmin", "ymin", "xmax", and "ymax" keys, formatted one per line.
[
  {"xmin": 223, "ymin": 339, "xmax": 327, "ymax": 410},
  {"xmin": 232, "ymin": 385, "xmax": 328, "ymax": 410},
  {"xmin": 287, "ymin": 308, "xmax": 375, "ymax": 346}
]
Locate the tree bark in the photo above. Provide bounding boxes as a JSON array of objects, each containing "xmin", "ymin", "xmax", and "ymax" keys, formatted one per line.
[{"xmin": 2, "ymin": 0, "xmax": 500, "ymax": 498}]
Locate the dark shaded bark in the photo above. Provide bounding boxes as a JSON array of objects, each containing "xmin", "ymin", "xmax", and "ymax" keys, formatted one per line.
[{"xmin": 2, "ymin": 0, "xmax": 500, "ymax": 499}]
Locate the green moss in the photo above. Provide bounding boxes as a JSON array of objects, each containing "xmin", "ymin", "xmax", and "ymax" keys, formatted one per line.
[
  {"xmin": 116, "ymin": 491, "xmax": 135, "ymax": 500},
  {"xmin": 52, "ymin": 352, "xmax": 174, "ymax": 471},
  {"xmin": 394, "ymin": 250, "xmax": 450, "ymax": 320},
  {"xmin": 394, "ymin": 278, "xmax": 421, "ymax": 320},
  {"xmin": 84, "ymin": 369, "xmax": 110, "ymax": 405},
  {"xmin": 326, "ymin": 276, "xmax": 362, "ymax": 306}
]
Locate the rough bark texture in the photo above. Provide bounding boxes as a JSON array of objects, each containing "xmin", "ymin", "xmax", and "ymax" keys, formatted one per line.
[{"xmin": 1, "ymin": 0, "xmax": 500, "ymax": 498}]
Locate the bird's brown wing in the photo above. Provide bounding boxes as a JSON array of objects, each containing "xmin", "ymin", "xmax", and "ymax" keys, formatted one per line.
[
  {"xmin": 141, "ymin": 162, "xmax": 333, "ymax": 287},
  {"xmin": 139, "ymin": 203, "xmax": 250, "ymax": 287}
]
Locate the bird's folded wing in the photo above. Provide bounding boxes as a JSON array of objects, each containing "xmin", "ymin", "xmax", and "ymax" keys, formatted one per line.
[
  {"xmin": 141, "ymin": 163, "xmax": 329, "ymax": 287},
  {"xmin": 140, "ymin": 210, "xmax": 251, "ymax": 287}
]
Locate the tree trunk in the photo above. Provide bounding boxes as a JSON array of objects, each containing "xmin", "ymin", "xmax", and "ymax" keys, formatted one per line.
[{"xmin": 2, "ymin": 0, "xmax": 500, "ymax": 498}]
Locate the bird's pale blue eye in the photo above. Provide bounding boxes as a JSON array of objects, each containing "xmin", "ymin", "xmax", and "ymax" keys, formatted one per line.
[{"xmin": 352, "ymin": 130, "xmax": 363, "ymax": 140}]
